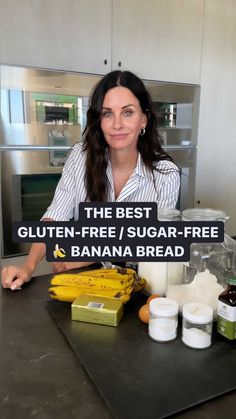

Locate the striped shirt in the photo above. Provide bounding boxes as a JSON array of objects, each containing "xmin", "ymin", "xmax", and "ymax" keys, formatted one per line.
[{"xmin": 43, "ymin": 143, "xmax": 180, "ymax": 221}]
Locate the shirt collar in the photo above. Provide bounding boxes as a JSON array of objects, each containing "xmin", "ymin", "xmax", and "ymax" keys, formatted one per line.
[{"xmin": 106, "ymin": 151, "xmax": 153, "ymax": 180}]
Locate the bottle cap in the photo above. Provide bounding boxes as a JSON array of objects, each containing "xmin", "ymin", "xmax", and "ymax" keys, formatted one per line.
[
  {"xmin": 228, "ymin": 277, "xmax": 236, "ymax": 286},
  {"xmin": 183, "ymin": 302, "xmax": 213, "ymax": 324},
  {"xmin": 149, "ymin": 297, "xmax": 178, "ymax": 316}
]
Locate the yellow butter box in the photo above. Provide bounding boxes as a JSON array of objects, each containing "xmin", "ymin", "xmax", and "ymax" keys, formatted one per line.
[{"xmin": 71, "ymin": 294, "xmax": 124, "ymax": 327}]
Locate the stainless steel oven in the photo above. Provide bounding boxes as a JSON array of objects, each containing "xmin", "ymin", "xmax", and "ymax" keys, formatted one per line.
[
  {"xmin": 0, "ymin": 146, "xmax": 70, "ymax": 274},
  {"xmin": 166, "ymin": 145, "xmax": 197, "ymax": 211},
  {"xmin": 0, "ymin": 146, "xmax": 66, "ymax": 257},
  {"xmin": 0, "ymin": 65, "xmax": 101, "ymax": 271}
]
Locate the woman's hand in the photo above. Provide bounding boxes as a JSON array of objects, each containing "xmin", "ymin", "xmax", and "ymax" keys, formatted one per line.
[
  {"xmin": 1, "ymin": 265, "xmax": 32, "ymax": 290},
  {"xmin": 52, "ymin": 261, "xmax": 94, "ymax": 273}
]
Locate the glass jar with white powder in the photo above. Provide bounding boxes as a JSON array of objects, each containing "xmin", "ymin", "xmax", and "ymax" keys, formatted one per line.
[
  {"xmin": 182, "ymin": 303, "xmax": 213, "ymax": 349},
  {"xmin": 149, "ymin": 298, "xmax": 178, "ymax": 342},
  {"xmin": 166, "ymin": 207, "xmax": 236, "ymax": 317}
]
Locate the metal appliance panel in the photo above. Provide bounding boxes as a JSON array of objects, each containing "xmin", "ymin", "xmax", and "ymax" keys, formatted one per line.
[{"xmin": 1, "ymin": 149, "xmax": 63, "ymax": 257}]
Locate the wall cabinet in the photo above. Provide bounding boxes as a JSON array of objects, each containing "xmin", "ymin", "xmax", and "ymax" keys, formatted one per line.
[
  {"xmin": 0, "ymin": 0, "xmax": 204, "ymax": 84},
  {"xmin": 112, "ymin": 0, "xmax": 204, "ymax": 84},
  {"xmin": 0, "ymin": 0, "xmax": 112, "ymax": 75}
]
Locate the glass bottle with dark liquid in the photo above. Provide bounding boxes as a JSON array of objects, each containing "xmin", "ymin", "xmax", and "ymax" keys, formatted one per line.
[{"xmin": 217, "ymin": 277, "xmax": 236, "ymax": 340}]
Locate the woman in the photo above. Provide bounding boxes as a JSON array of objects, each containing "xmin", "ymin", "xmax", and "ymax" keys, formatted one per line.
[{"xmin": 1, "ymin": 70, "xmax": 180, "ymax": 290}]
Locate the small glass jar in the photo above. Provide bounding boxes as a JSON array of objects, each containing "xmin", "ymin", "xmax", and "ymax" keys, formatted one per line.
[
  {"xmin": 182, "ymin": 303, "xmax": 213, "ymax": 349},
  {"xmin": 149, "ymin": 298, "xmax": 178, "ymax": 342}
]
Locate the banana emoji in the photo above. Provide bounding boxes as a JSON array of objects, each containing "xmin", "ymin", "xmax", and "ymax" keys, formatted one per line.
[{"xmin": 53, "ymin": 244, "xmax": 66, "ymax": 258}]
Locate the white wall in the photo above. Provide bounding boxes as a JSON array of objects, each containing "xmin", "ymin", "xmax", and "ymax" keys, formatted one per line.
[{"xmin": 195, "ymin": 0, "xmax": 236, "ymax": 235}]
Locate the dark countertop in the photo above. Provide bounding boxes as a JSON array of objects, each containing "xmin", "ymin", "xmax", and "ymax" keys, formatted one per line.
[{"xmin": 1, "ymin": 272, "xmax": 236, "ymax": 419}]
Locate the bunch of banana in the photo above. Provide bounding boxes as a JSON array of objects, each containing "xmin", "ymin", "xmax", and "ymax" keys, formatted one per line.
[
  {"xmin": 48, "ymin": 267, "xmax": 146, "ymax": 303},
  {"xmin": 132, "ymin": 274, "xmax": 146, "ymax": 292}
]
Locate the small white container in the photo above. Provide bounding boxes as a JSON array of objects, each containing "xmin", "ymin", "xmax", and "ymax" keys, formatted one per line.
[
  {"xmin": 182, "ymin": 303, "xmax": 213, "ymax": 349},
  {"xmin": 149, "ymin": 298, "xmax": 178, "ymax": 342}
]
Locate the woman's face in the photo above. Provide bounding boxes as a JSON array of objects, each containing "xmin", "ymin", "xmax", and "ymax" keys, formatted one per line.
[{"xmin": 100, "ymin": 86, "xmax": 147, "ymax": 152}]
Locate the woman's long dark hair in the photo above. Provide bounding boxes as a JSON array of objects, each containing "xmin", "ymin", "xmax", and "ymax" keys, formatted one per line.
[{"xmin": 82, "ymin": 70, "xmax": 173, "ymax": 201}]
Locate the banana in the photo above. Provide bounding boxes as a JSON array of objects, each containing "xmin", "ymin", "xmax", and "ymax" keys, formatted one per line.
[
  {"xmin": 77, "ymin": 267, "xmax": 136, "ymax": 276},
  {"xmin": 132, "ymin": 273, "xmax": 146, "ymax": 292},
  {"xmin": 48, "ymin": 285, "xmax": 131, "ymax": 303},
  {"xmin": 48, "ymin": 267, "xmax": 146, "ymax": 304},
  {"xmin": 74, "ymin": 268, "xmax": 136, "ymax": 281},
  {"xmin": 50, "ymin": 272, "xmax": 135, "ymax": 290}
]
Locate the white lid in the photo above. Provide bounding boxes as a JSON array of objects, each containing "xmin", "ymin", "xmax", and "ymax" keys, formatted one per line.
[
  {"xmin": 183, "ymin": 302, "xmax": 213, "ymax": 323},
  {"xmin": 182, "ymin": 208, "xmax": 228, "ymax": 222},
  {"xmin": 158, "ymin": 208, "xmax": 180, "ymax": 221},
  {"xmin": 149, "ymin": 297, "xmax": 178, "ymax": 316}
]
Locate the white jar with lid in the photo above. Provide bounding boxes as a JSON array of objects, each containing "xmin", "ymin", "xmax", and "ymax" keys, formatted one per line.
[
  {"xmin": 182, "ymin": 303, "xmax": 213, "ymax": 349},
  {"xmin": 149, "ymin": 298, "xmax": 178, "ymax": 342}
]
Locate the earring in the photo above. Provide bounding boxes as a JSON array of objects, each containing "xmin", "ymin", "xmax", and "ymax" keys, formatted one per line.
[{"xmin": 140, "ymin": 127, "xmax": 145, "ymax": 136}]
